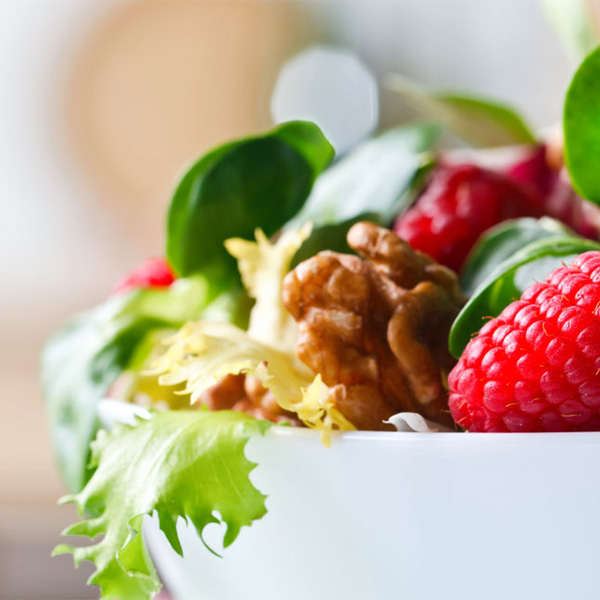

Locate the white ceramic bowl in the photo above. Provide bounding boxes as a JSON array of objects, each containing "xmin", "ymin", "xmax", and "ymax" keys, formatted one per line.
[{"xmin": 141, "ymin": 425, "xmax": 600, "ymax": 600}]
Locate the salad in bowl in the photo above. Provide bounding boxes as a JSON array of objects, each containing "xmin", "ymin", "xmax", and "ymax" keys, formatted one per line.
[{"xmin": 43, "ymin": 46, "xmax": 600, "ymax": 599}]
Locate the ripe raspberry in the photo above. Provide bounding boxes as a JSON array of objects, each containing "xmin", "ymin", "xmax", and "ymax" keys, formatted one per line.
[
  {"xmin": 394, "ymin": 164, "xmax": 543, "ymax": 272},
  {"xmin": 448, "ymin": 251, "xmax": 600, "ymax": 432},
  {"xmin": 506, "ymin": 144, "xmax": 600, "ymax": 240},
  {"xmin": 113, "ymin": 257, "xmax": 175, "ymax": 294}
]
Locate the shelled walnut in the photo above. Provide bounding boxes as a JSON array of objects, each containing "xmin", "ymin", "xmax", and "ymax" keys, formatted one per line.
[
  {"xmin": 199, "ymin": 374, "xmax": 300, "ymax": 425},
  {"xmin": 282, "ymin": 222, "xmax": 464, "ymax": 430}
]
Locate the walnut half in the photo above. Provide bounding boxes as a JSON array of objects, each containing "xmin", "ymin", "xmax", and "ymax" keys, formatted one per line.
[{"xmin": 282, "ymin": 222, "xmax": 464, "ymax": 431}]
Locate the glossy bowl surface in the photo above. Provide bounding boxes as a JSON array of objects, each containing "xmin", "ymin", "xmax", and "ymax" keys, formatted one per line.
[{"xmin": 142, "ymin": 425, "xmax": 600, "ymax": 600}]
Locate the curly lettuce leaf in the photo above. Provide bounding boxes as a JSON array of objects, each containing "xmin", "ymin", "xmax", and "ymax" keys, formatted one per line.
[
  {"xmin": 225, "ymin": 224, "xmax": 311, "ymax": 353},
  {"xmin": 153, "ymin": 321, "xmax": 355, "ymax": 443},
  {"xmin": 42, "ymin": 277, "xmax": 248, "ymax": 493},
  {"xmin": 54, "ymin": 410, "xmax": 270, "ymax": 600}
]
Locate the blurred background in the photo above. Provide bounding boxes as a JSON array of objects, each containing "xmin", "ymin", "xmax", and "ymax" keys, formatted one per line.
[{"xmin": 0, "ymin": 0, "xmax": 597, "ymax": 597}]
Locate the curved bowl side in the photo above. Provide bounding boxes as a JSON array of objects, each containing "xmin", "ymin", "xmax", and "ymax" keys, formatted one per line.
[{"xmin": 145, "ymin": 427, "xmax": 600, "ymax": 600}]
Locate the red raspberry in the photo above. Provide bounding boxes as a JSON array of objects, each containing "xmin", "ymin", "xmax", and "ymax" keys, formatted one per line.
[
  {"xmin": 113, "ymin": 257, "xmax": 175, "ymax": 294},
  {"xmin": 505, "ymin": 144, "xmax": 555, "ymax": 199},
  {"xmin": 448, "ymin": 251, "xmax": 600, "ymax": 432},
  {"xmin": 394, "ymin": 164, "xmax": 543, "ymax": 272},
  {"xmin": 506, "ymin": 145, "xmax": 600, "ymax": 240}
]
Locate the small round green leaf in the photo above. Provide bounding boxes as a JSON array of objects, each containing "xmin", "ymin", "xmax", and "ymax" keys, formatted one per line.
[
  {"xmin": 564, "ymin": 45, "xmax": 600, "ymax": 204},
  {"xmin": 449, "ymin": 235, "xmax": 600, "ymax": 358},
  {"xmin": 167, "ymin": 121, "xmax": 334, "ymax": 278},
  {"xmin": 460, "ymin": 217, "xmax": 572, "ymax": 295},
  {"xmin": 288, "ymin": 123, "xmax": 439, "ymax": 229}
]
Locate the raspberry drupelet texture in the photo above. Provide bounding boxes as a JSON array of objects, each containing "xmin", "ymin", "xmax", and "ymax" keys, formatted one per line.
[
  {"xmin": 448, "ymin": 251, "xmax": 600, "ymax": 432},
  {"xmin": 393, "ymin": 164, "xmax": 544, "ymax": 272}
]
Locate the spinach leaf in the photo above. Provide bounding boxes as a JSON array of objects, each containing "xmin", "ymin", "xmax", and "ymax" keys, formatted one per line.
[
  {"xmin": 387, "ymin": 74, "xmax": 535, "ymax": 147},
  {"xmin": 42, "ymin": 278, "xmax": 241, "ymax": 492},
  {"xmin": 285, "ymin": 124, "xmax": 437, "ymax": 264},
  {"xmin": 449, "ymin": 236, "xmax": 600, "ymax": 358},
  {"xmin": 288, "ymin": 123, "xmax": 438, "ymax": 230},
  {"xmin": 167, "ymin": 121, "xmax": 334, "ymax": 278},
  {"xmin": 564, "ymin": 45, "xmax": 600, "ymax": 203},
  {"xmin": 460, "ymin": 217, "xmax": 572, "ymax": 295},
  {"xmin": 291, "ymin": 213, "xmax": 378, "ymax": 268}
]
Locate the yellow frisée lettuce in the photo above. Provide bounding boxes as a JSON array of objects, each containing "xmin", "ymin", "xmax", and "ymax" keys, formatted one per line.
[
  {"xmin": 225, "ymin": 223, "xmax": 311, "ymax": 354},
  {"xmin": 152, "ymin": 320, "xmax": 355, "ymax": 444},
  {"xmin": 151, "ymin": 225, "xmax": 355, "ymax": 442}
]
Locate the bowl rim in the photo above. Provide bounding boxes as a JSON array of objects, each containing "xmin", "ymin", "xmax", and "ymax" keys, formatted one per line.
[
  {"xmin": 98, "ymin": 398, "xmax": 600, "ymax": 445},
  {"xmin": 267, "ymin": 424, "xmax": 600, "ymax": 443}
]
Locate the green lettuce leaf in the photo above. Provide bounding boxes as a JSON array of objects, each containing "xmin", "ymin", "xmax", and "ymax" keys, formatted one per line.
[
  {"xmin": 54, "ymin": 410, "xmax": 270, "ymax": 600},
  {"xmin": 167, "ymin": 120, "xmax": 334, "ymax": 278},
  {"xmin": 42, "ymin": 278, "xmax": 246, "ymax": 493}
]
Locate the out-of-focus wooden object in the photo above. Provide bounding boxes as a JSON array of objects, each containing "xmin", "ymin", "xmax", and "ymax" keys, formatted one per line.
[{"xmin": 65, "ymin": 0, "xmax": 312, "ymax": 250}]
